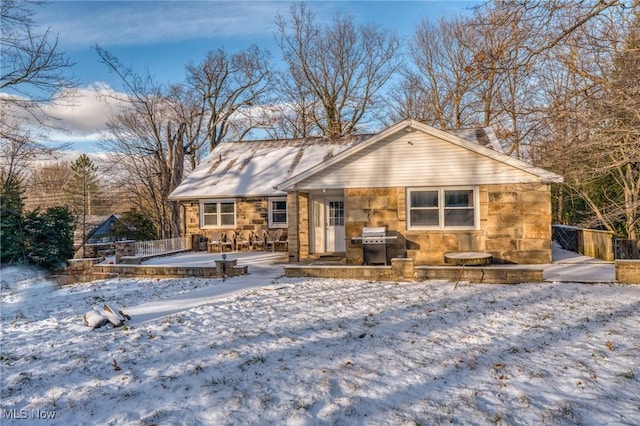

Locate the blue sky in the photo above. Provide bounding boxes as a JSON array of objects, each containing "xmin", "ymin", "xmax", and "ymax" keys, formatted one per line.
[{"xmin": 29, "ymin": 0, "xmax": 478, "ymax": 152}]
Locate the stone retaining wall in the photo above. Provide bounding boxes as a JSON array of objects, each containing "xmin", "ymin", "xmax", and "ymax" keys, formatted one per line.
[
  {"xmin": 285, "ymin": 258, "xmax": 542, "ymax": 284},
  {"xmin": 415, "ymin": 266, "xmax": 543, "ymax": 284},
  {"xmin": 115, "ymin": 240, "xmax": 136, "ymax": 263},
  {"xmin": 615, "ymin": 260, "xmax": 640, "ymax": 284},
  {"xmin": 55, "ymin": 259, "xmax": 247, "ymax": 285}
]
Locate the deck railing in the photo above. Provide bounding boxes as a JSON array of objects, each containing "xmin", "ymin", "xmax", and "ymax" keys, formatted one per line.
[{"xmin": 135, "ymin": 237, "xmax": 191, "ymax": 257}]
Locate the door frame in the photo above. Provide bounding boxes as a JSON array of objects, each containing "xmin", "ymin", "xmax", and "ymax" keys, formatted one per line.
[{"xmin": 310, "ymin": 191, "xmax": 345, "ymax": 254}]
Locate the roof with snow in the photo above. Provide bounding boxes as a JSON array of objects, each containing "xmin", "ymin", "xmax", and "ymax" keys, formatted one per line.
[
  {"xmin": 449, "ymin": 127, "xmax": 505, "ymax": 153},
  {"xmin": 168, "ymin": 135, "xmax": 372, "ymax": 200},
  {"xmin": 168, "ymin": 120, "xmax": 545, "ymax": 200}
]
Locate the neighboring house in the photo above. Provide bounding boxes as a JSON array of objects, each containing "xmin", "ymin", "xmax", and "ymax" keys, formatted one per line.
[
  {"xmin": 169, "ymin": 119, "xmax": 563, "ymax": 265},
  {"xmin": 73, "ymin": 214, "xmax": 119, "ymax": 258}
]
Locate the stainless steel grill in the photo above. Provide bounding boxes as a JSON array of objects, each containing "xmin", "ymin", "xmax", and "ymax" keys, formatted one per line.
[{"xmin": 351, "ymin": 227, "xmax": 397, "ymax": 265}]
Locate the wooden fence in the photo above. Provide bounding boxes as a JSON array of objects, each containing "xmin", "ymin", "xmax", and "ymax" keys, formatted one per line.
[{"xmin": 552, "ymin": 225, "xmax": 615, "ymax": 261}]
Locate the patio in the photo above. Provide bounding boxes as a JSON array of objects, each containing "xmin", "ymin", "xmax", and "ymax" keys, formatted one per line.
[{"xmin": 129, "ymin": 246, "xmax": 616, "ymax": 284}]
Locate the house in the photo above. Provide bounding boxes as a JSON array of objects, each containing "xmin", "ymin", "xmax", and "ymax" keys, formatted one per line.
[
  {"xmin": 169, "ymin": 119, "xmax": 563, "ymax": 265},
  {"xmin": 73, "ymin": 214, "xmax": 119, "ymax": 258},
  {"xmin": 168, "ymin": 135, "xmax": 371, "ymax": 247}
]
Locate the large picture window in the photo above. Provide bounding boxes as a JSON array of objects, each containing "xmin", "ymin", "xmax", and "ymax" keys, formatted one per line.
[
  {"xmin": 408, "ymin": 187, "xmax": 477, "ymax": 229},
  {"xmin": 268, "ymin": 197, "xmax": 288, "ymax": 228},
  {"xmin": 201, "ymin": 200, "xmax": 236, "ymax": 228}
]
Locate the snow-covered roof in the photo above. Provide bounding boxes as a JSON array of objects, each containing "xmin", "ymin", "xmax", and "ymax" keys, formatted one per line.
[
  {"xmin": 449, "ymin": 127, "xmax": 505, "ymax": 153},
  {"xmin": 170, "ymin": 120, "xmax": 561, "ymax": 200},
  {"xmin": 168, "ymin": 135, "xmax": 371, "ymax": 200}
]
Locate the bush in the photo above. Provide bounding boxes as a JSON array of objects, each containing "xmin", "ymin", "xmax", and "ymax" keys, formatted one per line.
[
  {"xmin": 23, "ymin": 206, "xmax": 75, "ymax": 271},
  {"xmin": 2, "ymin": 177, "xmax": 74, "ymax": 271},
  {"xmin": 115, "ymin": 208, "xmax": 158, "ymax": 241},
  {"xmin": 0, "ymin": 176, "xmax": 26, "ymax": 264}
]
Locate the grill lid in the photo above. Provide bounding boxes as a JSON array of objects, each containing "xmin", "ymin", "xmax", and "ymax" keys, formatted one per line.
[{"xmin": 362, "ymin": 227, "xmax": 386, "ymax": 237}]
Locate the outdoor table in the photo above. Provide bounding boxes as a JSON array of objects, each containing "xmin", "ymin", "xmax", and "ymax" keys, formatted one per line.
[{"xmin": 444, "ymin": 252, "xmax": 493, "ymax": 266}]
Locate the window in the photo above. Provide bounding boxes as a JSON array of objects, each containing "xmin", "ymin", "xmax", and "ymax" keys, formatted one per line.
[
  {"xmin": 407, "ymin": 187, "xmax": 477, "ymax": 229},
  {"xmin": 201, "ymin": 200, "xmax": 236, "ymax": 228},
  {"xmin": 268, "ymin": 197, "xmax": 287, "ymax": 228},
  {"xmin": 328, "ymin": 200, "xmax": 344, "ymax": 226}
]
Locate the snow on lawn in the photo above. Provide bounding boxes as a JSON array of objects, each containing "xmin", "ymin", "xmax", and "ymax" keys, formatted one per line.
[{"xmin": 1, "ymin": 267, "xmax": 639, "ymax": 425}]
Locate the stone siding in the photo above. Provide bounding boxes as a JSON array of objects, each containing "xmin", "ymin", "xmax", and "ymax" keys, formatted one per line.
[
  {"xmin": 297, "ymin": 193, "xmax": 310, "ymax": 260},
  {"xmin": 115, "ymin": 240, "xmax": 136, "ymax": 263},
  {"xmin": 183, "ymin": 183, "xmax": 553, "ymax": 265},
  {"xmin": 345, "ymin": 187, "xmax": 403, "ymax": 264},
  {"xmin": 339, "ymin": 183, "xmax": 552, "ymax": 265},
  {"xmin": 182, "ymin": 198, "xmax": 287, "ymax": 244}
]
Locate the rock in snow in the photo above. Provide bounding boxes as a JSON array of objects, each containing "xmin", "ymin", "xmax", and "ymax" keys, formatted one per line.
[
  {"xmin": 83, "ymin": 304, "xmax": 128, "ymax": 328},
  {"xmin": 82, "ymin": 309, "xmax": 108, "ymax": 328}
]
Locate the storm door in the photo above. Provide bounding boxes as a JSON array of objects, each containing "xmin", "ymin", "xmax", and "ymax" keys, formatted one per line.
[{"xmin": 312, "ymin": 197, "xmax": 345, "ymax": 253}]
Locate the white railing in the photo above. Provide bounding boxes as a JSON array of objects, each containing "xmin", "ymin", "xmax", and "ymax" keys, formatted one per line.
[{"xmin": 135, "ymin": 237, "xmax": 190, "ymax": 257}]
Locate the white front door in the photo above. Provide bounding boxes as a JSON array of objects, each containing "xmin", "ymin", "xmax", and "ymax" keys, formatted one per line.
[
  {"xmin": 312, "ymin": 196, "xmax": 345, "ymax": 253},
  {"xmin": 325, "ymin": 198, "xmax": 345, "ymax": 252}
]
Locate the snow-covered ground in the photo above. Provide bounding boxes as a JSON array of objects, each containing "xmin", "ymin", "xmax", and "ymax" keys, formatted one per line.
[{"xmin": 1, "ymin": 257, "xmax": 638, "ymax": 425}]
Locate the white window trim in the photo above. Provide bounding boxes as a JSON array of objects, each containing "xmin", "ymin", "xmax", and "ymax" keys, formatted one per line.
[
  {"xmin": 268, "ymin": 197, "xmax": 288, "ymax": 228},
  {"xmin": 200, "ymin": 199, "xmax": 236, "ymax": 229},
  {"xmin": 407, "ymin": 187, "xmax": 479, "ymax": 230}
]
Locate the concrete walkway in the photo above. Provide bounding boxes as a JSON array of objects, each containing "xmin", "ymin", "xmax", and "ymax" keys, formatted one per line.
[{"xmin": 543, "ymin": 244, "xmax": 615, "ymax": 283}]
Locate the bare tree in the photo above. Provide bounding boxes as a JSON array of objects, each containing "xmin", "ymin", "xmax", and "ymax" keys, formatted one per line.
[
  {"xmin": 96, "ymin": 44, "xmax": 272, "ymax": 237},
  {"xmin": 275, "ymin": 2, "xmax": 400, "ymax": 137},
  {"xmin": 0, "ymin": 0, "xmax": 76, "ymax": 186},
  {"xmin": 24, "ymin": 161, "xmax": 72, "ymax": 210},
  {"xmin": 95, "ymin": 46, "xmax": 195, "ymax": 238},
  {"xmin": 261, "ymin": 70, "xmax": 319, "ymax": 139},
  {"xmin": 394, "ymin": 0, "xmax": 622, "ymax": 159},
  {"xmin": 541, "ymin": 4, "xmax": 640, "ymax": 239},
  {"xmin": 185, "ymin": 45, "xmax": 273, "ymax": 152},
  {"xmin": 467, "ymin": 0, "xmax": 622, "ymax": 157},
  {"xmin": 391, "ymin": 16, "xmax": 476, "ymax": 129},
  {"xmin": 392, "ymin": 0, "xmax": 635, "ymax": 238},
  {"xmin": 603, "ymin": 7, "xmax": 640, "ymax": 240}
]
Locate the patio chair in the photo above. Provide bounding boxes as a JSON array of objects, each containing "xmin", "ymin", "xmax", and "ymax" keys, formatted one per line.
[
  {"xmin": 275, "ymin": 231, "xmax": 288, "ymax": 252},
  {"xmin": 266, "ymin": 229, "xmax": 282, "ymax": 252},
  {"xmin": 235, "ymin": 229, "xmax": 253, "ymax": 251},
  {"xmin": 221, "ymin": 230, "xmax": 236, "ymax": 252},
  {"xmin": 208, "ymin": 231, "xmax": 224, "ymax": 253},
  {"xmin": 252, "ymin": 228, "xmax": 267, "ymax": 251}
]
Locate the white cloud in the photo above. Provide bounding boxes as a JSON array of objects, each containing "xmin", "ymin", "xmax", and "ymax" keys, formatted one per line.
[
  {"xmin": 1, "ymin": 84, "xmax": 128, "ymax": 152},
  {"xmin": 42, "ymin": 84, "xmax": 127, "ymax": 136}
]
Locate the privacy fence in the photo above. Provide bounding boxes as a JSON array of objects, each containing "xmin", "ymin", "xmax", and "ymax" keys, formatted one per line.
[{"xmin": 552, "ymin": 225, "xmax": 639, "ymax": 261}]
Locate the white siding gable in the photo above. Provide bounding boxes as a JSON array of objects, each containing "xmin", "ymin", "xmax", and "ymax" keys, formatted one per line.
[{"xmin": 293, "ymin": 131, "xmax": 550, "ymax": 190}]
